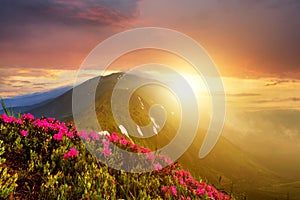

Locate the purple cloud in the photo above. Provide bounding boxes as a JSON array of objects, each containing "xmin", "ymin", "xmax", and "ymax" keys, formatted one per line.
[{"xmin": 0, "ymin": 0, "xmax": 140, "ymax": 39}]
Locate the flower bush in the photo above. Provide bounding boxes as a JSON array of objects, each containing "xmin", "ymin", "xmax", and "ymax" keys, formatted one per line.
[{"xmin": 0, "ymin": 113, "xmax": 231, "ymax": 199}]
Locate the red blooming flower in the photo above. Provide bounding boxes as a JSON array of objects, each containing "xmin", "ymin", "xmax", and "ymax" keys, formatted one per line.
[
  {"xmin": 170, "ymin": 186, "xmax": 177, "ymax": 196},
  {"xmin": 53, "ymin": 132, "xmax": 63, "ymax": 141},
  {"xmin": 16, "ymin": 119, "xmax": 23, "ymax": 125},
  {"xmin": 63, "ymin": 147, "xmax": 79, "ymax": 159},
  {"xmin": 90, "ymin": 131, "xmax": 100, "ymax": 141},
  {"xmin": 119, "ymin": 139, "xmax": 128, "ymax": 146},
  {"xmin": 20, "ymin": 130, "xmax": 28, "ymax": 137},
  {"xmin": 66, "ymin": 131, "xmax": 74, "ymax": 138},
  {"xmin": 77, "ymin": 130, "xmax": 90, "ymax": 141},
  {"xmin": 22, "ymin": 113, "xmax": 34, "ymax": 121},
  {"xmin": 102, "ymin": 139, "xmax": 112, "ymax": 156},
  {"xmin": 108, "ymin": 132, "xmax": 119, "ymax": 142},
  {"xmin": 154, "ymin": 163, "xmax": 162, "ymax": 171},
  {"xmin": 1, "ymin": 114, "xmax": 16, "ymax": 123},
  {"xmin": 161, "ymin": 186, "xmax": 167, "ymax": 193},
  {"xmin": 102, "ymin": 147, "xmax": 112, "ymax": 157},
  {"xmin": 69, "ymin": 148, "xmax": 79, "ymax": 157}
]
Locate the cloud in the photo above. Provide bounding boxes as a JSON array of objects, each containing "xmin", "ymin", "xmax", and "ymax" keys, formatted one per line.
[
  {"xmin": 48, "ymin": 0, "xmax": 140, "ymax": 26},
  {"xmin": 151, "ymin": 0, "xmax": 300, "ymax": 78},
  {"xmin": 0, "ymin": 0, "xmax": 140, "ymax": 40},
  {"xmin": 264, "ymin": 79, "xmax": 297, "ymax": 86},
  {"xmin": 253, "ymin": 97, "xmax": 300, "ymax": 104},
  {"xmin": 226, "ymin": 93, "xmax": 261, "ymax": 97},
  {"xmin": 0, "ymin": 67, "xmax": 71, "ymax": 97}
]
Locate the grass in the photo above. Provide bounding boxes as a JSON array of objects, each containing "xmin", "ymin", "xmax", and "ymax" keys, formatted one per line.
[{"xmin": 0, "ymin": 113, "xmax": 232, "ymax": 199}]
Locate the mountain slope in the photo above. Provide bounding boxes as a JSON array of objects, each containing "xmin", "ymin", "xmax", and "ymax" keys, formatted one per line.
[{"xmin": 28, "ymin": 72, "xmax": 290, "ymax": 199}]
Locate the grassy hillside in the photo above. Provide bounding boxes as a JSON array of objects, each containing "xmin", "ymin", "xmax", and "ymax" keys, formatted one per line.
[
  {"xmin": 0, "ymin": 113, "xmax": 231, "ymax": 199},
  {"xmin": 26, "ymin": 72, "xmax": 294, "ymax": 199}
]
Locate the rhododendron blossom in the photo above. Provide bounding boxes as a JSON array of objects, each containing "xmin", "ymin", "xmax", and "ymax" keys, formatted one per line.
[
  {"xmin": 22, "ymin": 113, "xmax": 34, "ymax": 121},
  {"xmin": 16, "ymin": 119, "xmax": 23, "ymax": 124},
  {"xmin": 77, "ymin": 130, "xmax": 90, "ymax": 141},
  {"xmin": 102, "ymin": 139, "xmax": 112, "ymax": 157},
  {"xmin": 108, "ymin": 132, "xmax": 119, "ymax": 142},
  {"xmin": 170, "ymin": 185, "xmax": 177, "ymax": 196},
  {"xmin": 53, "ymin": 132, "xmax": 63, "ymax": 141},
  {"xmin": 63, "ymin": 147, "xmax": 79, "ymax": 159},
  {"xmin": 90, "ymin": 131, "xmax": 100, "ymax": 141},
  {"xmin": 162, "ymin": 186, "xmax": 167, "ymax": 193},
  {"xmin": 20, "ymin": 130, "xmax": 28, "ymax": 137},
  {"xmin": 154, "ymin": 163, "xmax": 162, "ymax": 171},
  {"xmin": 102, "ymin": 147, "xmax": 112, "ymax": 157},
  {"xmin": 66, "ymin": 132, "xmax": 74, "ymax": 138},
  {"xmin": 1, "ymin": 114, "xmax": 16, "ymax": 123}
]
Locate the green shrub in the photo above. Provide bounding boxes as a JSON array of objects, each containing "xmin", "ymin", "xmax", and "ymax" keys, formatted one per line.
[{"xmin": 0, "ymin": 140, "xmax": 18, "ymax": 199}]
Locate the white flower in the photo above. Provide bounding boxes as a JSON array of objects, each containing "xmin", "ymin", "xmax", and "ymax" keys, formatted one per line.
[
  {"xmin": 119, "ymin": 125, "xmax": 129, "ymax": 138},
  {"xmin": 98, "ymin": 130, "xmax": 110, "ymax": 136}
]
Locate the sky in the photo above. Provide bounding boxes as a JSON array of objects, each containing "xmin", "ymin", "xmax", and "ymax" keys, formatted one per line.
[
  {"xmin": 0, "ymin": 0, "xmax": 300, "ymax": 110},
  {"xmin": 0, "ymin": 0, "xmax": 299, "ymax": 76}
]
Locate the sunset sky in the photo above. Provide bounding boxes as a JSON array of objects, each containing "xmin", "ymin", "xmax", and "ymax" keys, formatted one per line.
[
  {"xmin": 0, "ymin": 0, "xmax": 300, "ymax": 108},
  {"xmin": 1, "ymin": 0, "xmax": 300, "ymax": 75}
]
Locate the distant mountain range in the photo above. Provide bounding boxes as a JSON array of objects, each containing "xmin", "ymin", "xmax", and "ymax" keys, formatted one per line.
[
  {"xmin": 2, "ymin": 72, "xmax": 300, "ymax": 199},
  {"xmin": 0, "ymin": 86, "xmax": 72, "ymax": 114}
]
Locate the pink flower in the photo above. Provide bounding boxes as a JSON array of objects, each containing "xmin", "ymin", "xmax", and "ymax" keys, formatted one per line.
[
  {"xmin": 66, "ymin": 132, "xmax": 74, "ymax": 138},
  {"xmin": 170, "ymin": 186, "xmax": 177, "ymax": 196},
  {"xmin": 33, "ymin": 119, "xmax": 52, "ymax": 130},
  {"xmin": 196, "ymin": 188, "xmax": 205, "ymax": 196},
  {"xmin": 102, "ymin": 147, "xmax": 112, "ymax": 156},
  {"xmin": 16, "ymin": 119, "xmax": 23, "ymax": 124},
  {"xmin": 20, "ymin": 130, "xmax": 28, "ymax": 137},
  {"xmin": 69, "ymin": 148, "xmax": 79, "ymax": 157},
  {"xmin": 130, "ymin": 144, "xmax": 139, "ymax": 151},
  {"xmin": 145, "ymin": 152, "xmax": 155, "ymax": 162},
  {"xmin": 159, "ymin": 155, "xmax": 172, "ymax": 165},
  {"xmin": 53, "ymin": 132, "xmax": 63, "ymax": 141},
  {"xmin": 90, "ymin": 131, "xmax": 99, "ymax": 141},
  {"xmin": 138, "ymin": 147, "xmax": 151, "ymax": 153},
  {"xmin": 63, "ymin": 153, "xmax": 69, "ymax": 160},
  {"xmin": 179, "ymin": 196, "xmax": 191, "ymax": 200},
  {"xmin": 51, "ymin": 121, "xmax": 61, "ymax": 131},
  {"xmin": 206, "ymin": 185, "xmax": 212, "ymax": 192},
  {"xmin": 154, "ymin": 163, "xmax": 162, "ymax": 171},
  {"xmin": 1, "ymin": 114, "xmax": 16, "ymax": 123},
  {"xmin": 102, "ymin": 139, "xmax": 110, "ymax": 146},
  {"xmin": 22, "ymin": 113, "xmax": 34, "ymax": 121},
  {"xmin": 102, "ymin": 139, "xmax": 112, "ymax": 156},
  {"xmin": 63, "ymin": 147, "xmax": 79, "ymax": 159},
  {"xmin": 108, "ymin": 132, "xmax": 119, "ymax": 142},
  {"xmin": 57, "ymin": 123, "xmax": 68, "ymax": 134},
  {"xmin": 179, "ymin": 178, "xmax": 185, "ymax": 185},
  {"xmin": 47, "ymin": 118, "xmax": 55, "ymax": 123},
  {"xmin": 77, "ymin": 130, "xmax": 90, "ymax": 141},
  {"xmin": 119, "ymin": 139, "xmax": 128, "ymax": 146},
  {"xmin": 161, "ymin": 186, "xmax": 167, "ymax": 193},
  {"xmin": 206, "ymin": 191, "xmax": 213, "ymax": 198}
]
